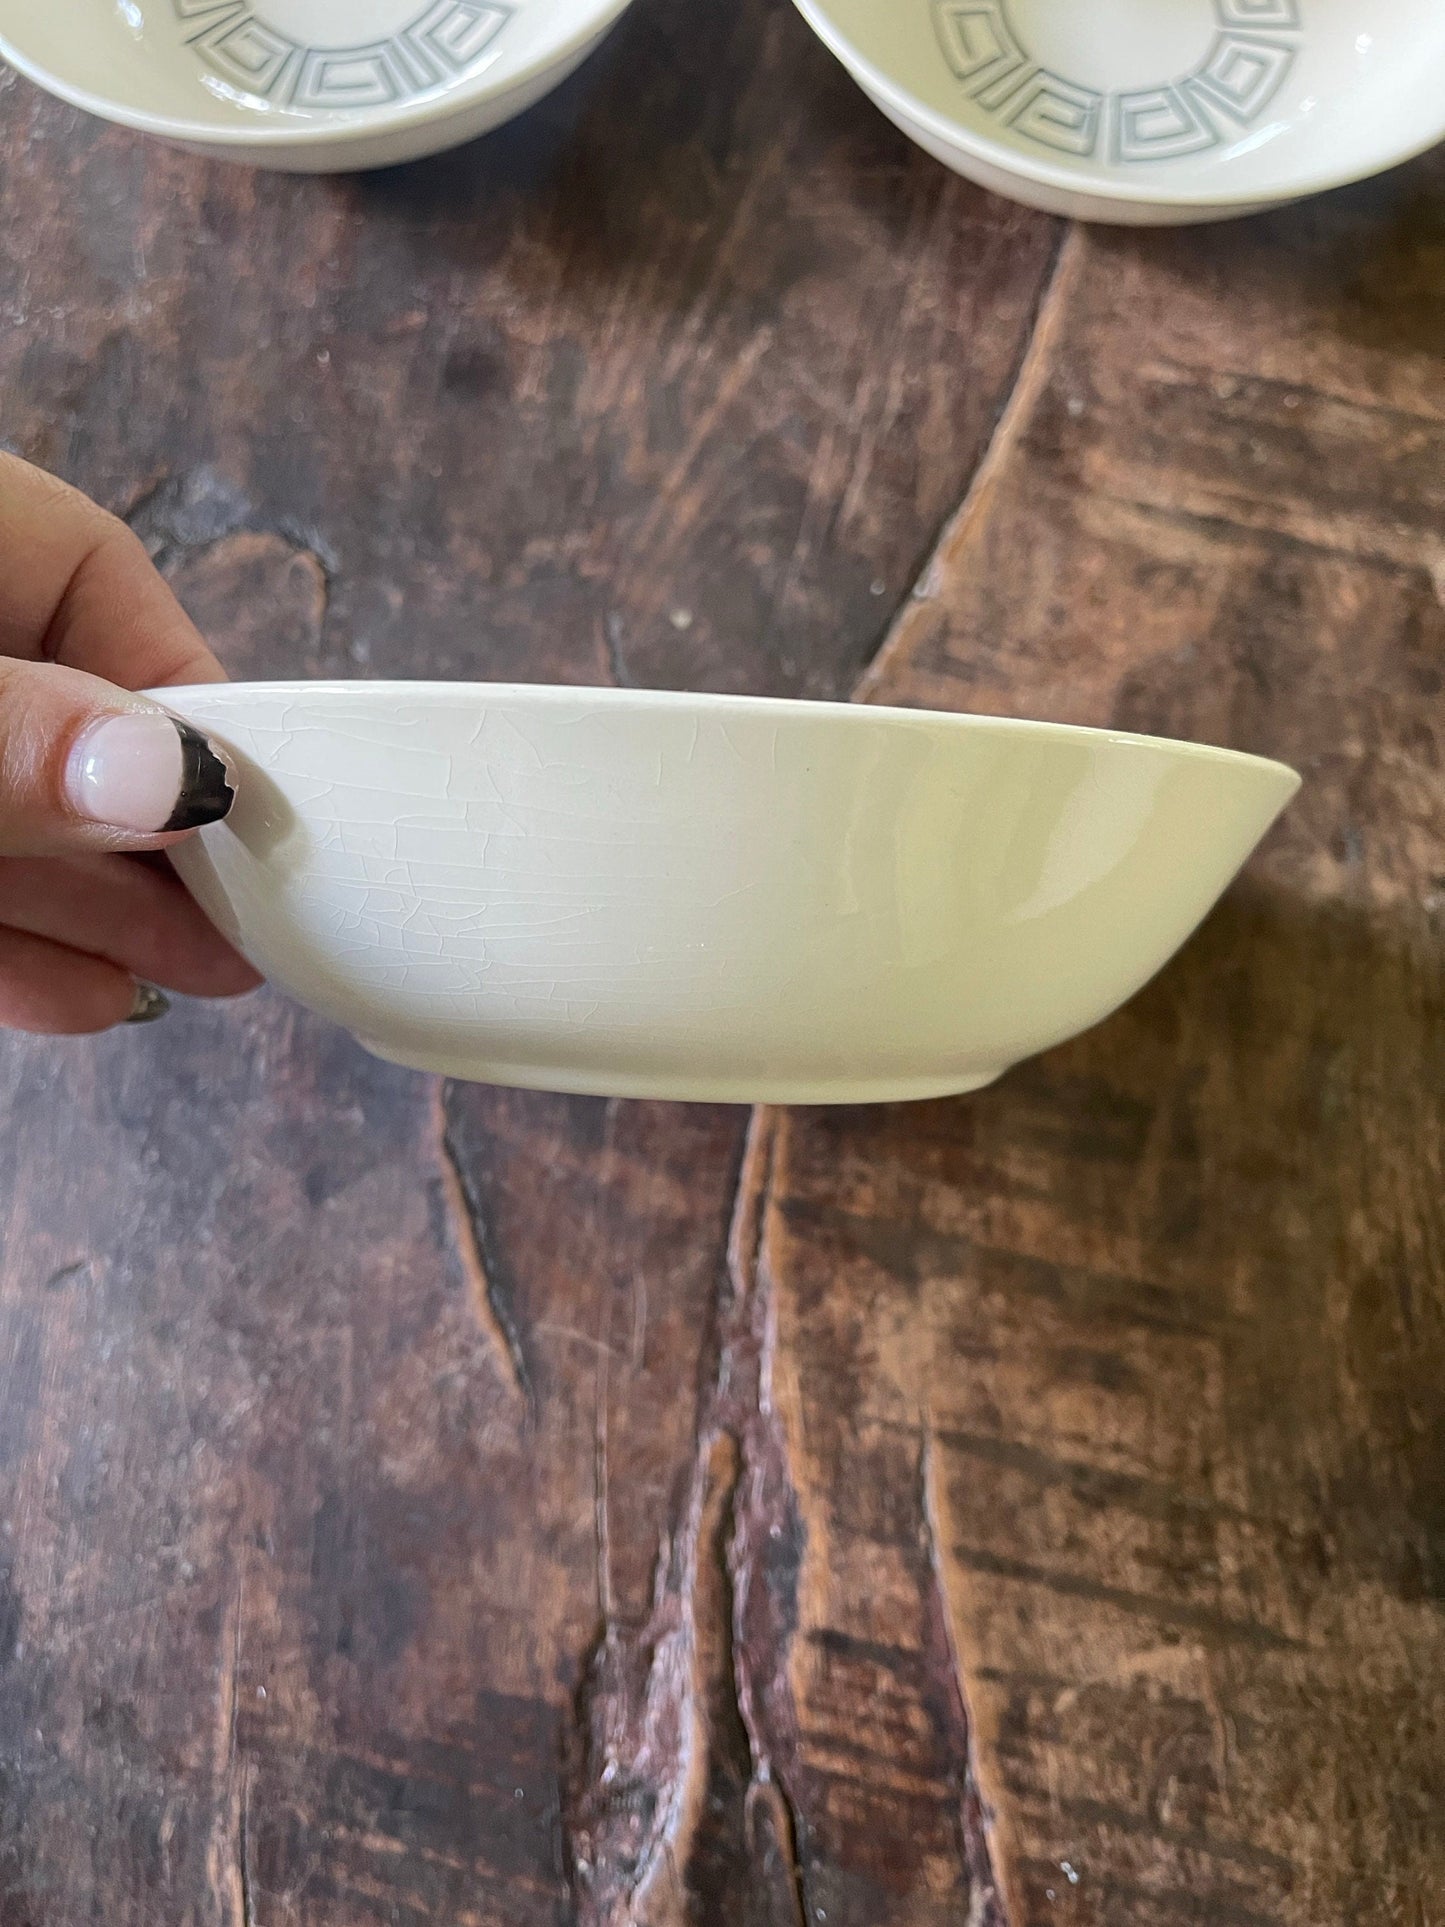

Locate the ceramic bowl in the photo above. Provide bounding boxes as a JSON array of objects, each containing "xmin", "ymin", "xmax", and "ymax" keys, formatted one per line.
[
  {"xmin": 0, "ymin": 0, "xmax": 634, "ymax": 171},
  {"xmin": 792, "ymin": 0, "xmax": 1445, "ymax": 224},
  {"xmin": 151, "ymin": 681, "xmax": 1298, "ymax": 1105}
]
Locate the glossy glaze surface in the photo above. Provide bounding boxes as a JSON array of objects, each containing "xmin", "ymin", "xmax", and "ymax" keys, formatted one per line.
[
  {"xmin": 155, "ymin": 682, "xmax": 1298, "ymax": 1103},
  {"xmin": 792, "ymin": 0, "xmax": 1445, "ymax": 222},
  {"xmin": 0, "ymin": 0, "xmax": 634, "ymax": 168}
]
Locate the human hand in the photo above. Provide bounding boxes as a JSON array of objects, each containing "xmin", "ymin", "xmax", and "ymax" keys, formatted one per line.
[{"xmin": 0, "ymin": 453, "xmax": 262, "ymax": 1033}]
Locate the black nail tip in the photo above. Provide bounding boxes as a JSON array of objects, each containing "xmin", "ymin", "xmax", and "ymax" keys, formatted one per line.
[
  {"xmin": 126, "ymin": 984, "xmax": 171, "ymax": 1025},
  {"xmin": 163, "ymin": 721, "xmax": 236, "ymax": 833}
]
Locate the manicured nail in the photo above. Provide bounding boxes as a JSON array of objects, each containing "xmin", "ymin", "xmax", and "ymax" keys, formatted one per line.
[
  {"xmin": 126, "ymin": 983, "xmax": 171, "ymax": 1025},
  {"xmin": 67, "ymin": 711, "xmax": 235, "ymax": 835}
]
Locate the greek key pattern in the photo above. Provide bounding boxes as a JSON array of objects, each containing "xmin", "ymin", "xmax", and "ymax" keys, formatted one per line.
[
  {"xmin": 933, "ymin": 0, "xmax": 1302, "ymax": 163},
  {"xmin": 172, "ymin": 0, "xmax": 513, "ymax": 108}
]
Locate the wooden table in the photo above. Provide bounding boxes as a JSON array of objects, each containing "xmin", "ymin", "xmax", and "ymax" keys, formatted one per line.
[{"xmin": 2, "ymin": 4, "xmax": 1443, "ymax": 1922}]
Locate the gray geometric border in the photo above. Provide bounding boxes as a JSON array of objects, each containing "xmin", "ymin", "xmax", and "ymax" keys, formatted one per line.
[
  {"xmin": 172, "ymin": 0, "xmax": 513, "ymax": 108},
  {"xmin": 932, "ymin": 0, "xmax": 1302, "ymax": 164}
]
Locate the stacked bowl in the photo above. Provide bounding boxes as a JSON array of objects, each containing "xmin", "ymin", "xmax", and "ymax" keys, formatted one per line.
[
  {"xmin": 791, "ymin": 0, "xmax": 1445, "ymax": 223},
  {"xmin": 0, "ymin": 0, "xmax": 638, "ymax": 170},
  {"xmin": 2, "ymin": 1, "xmax": 1442, "ymax": 213}
]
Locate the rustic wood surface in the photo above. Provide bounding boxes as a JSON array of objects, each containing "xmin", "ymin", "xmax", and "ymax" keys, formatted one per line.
[{"xmin": 1, "ymin": 2, "xmax": 1442, "ymax": 1922}]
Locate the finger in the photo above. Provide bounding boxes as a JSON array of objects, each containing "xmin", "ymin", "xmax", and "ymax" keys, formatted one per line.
[
  {"xmin": 0, "ymin": 452, "xmax": 223, "ymax": 689},
  {"xmin": 0, "ymin": 656, "xmax": 234, "ymax": 857},
  {"xmin": 0, "ymin": 854, "xmax": 262, "ymax": 998},
  {"xmin": 0, "ymin": 925, "xmax": 141, "ymax": 1035}
]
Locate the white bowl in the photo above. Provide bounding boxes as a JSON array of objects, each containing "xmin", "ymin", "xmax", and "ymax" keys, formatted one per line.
[
  {"xmin": 792, "ymin": 0, "xmax": 1445, "ymax": 225},
  {"xmin": 0, "ymin": 0, "xmax": 635, "ymax": 171},
  {"xmin": 152, "ymin": 681, "xmax": 1298, "ymax": 1106}
]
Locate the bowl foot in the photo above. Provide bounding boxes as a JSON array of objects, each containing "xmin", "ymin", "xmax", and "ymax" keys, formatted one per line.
[{"xmin": 350, "ymin": 1035, "xmax": 1006, "ymax": 1107}]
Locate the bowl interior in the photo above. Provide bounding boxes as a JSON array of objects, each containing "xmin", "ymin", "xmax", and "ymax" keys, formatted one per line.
[
  {"xmin": 797, "ymin": 0, "xmax": 1445, "ymax": 204},
  {"xmin": 0, "ymin": 0, "xmax": 614, "ymax": 137}
]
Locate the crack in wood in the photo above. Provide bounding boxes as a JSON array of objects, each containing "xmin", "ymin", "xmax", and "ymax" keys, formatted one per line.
[
  {"xmin": 230, "ymin": 1579, "xmax": 254, "ymax": 1927},
  {"xmin": 123, "ymin": 467, "xmax": 339, "ymax": 584},
  {"xmin": 594, "ymin": 1328, "xmax": 614, "ymax": 1627},
  {"xmin": 41, "ymin": 1260, "xmax": 90, "ymax": 1291},
  {"xmin": 562, "ymin": 1110, "xmax": 819, "ymax": 1923},
  {"xmin": 237, "ymin": 1760, "xmax": 255, "ymax": 1927},
  {"xmin": 729, "ymin": 1448, "xmax": 809, "ymax": 1927},
  {"xmin": 206, "ymin": 1567, "xmax": 255, "ymax": 1927},
  {"xmin": 435, "ymin": 1082, "xmax": 535, "ymax": 1416},
  {"xmin": 742, "ymin": 1778, "xmax": 808, "ymax": 1927},
  {"xmin": 855, "ymin": 222, "xmax": 1083, "ymax": 704},
  {"xmin": 702, "ymin": 1108, "xmax": 1013, "ymax": 1923},
  {"xmin": 601, "ymin": 611, "xmax": 638, "ymax": 690},
  {"xmin": 720, "ymin": 1114, "xmax": 812, "ymax": 1927},
  {"xmin": 920, "ymin": 1419, "xmax": 1012, "ymax": 1927},
  {"xmin": 565, "ymin": 1444, "xmax": 711, "ymax": 1927}
]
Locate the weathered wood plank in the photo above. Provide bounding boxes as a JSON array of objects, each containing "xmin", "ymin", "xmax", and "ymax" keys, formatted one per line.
[
  {"xmin": 766, "ymin": 168, "xmax": 1445, "ymax": 1926},
  {"xmin": 0, "ymin": 0, "xmax": 1057, "ymax": 1920},
  {"xmin": 0, "ymin": 1, "xmax": 1057, "ymax": 702},
  {"xmin": 3, "ymin": 3, "xmax": 1443, "ymax": 1922}
]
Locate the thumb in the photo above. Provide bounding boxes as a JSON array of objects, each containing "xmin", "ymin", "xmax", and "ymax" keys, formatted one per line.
[{"xmin": 0, "ymin": 657, "xmax": 235, "ymax": 858}]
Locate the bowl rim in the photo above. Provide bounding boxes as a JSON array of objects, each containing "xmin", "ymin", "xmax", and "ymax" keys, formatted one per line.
[
  {"xmin": 0, "ymin": 0, "xmax": 636, "ymax": 150},
  {"xmin": 149, "ymin": 678, "xmax": 1303, "ymax": 788},
  {"xmin": 790, "ymin": 0, "xmax": 1445, "ymax": 212}
]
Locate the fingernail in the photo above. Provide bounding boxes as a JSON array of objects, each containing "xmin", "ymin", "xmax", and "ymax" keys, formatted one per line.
[
  {"xmin": 67, "ymin": 711, "xmax": 235, "ymax": 835},
  {"xmin": 126, "ymin": 983, "xmax": 171, "ymax": 1025}
]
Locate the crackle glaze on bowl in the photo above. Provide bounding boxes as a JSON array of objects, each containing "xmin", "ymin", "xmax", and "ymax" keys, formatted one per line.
[
  {"xmin": 154, "ymin": 682, "xmax": 1298, "ymax": 1105},
  {"xmin": 791, "ymin": 0, "xmax": 1445, "ymax": 224},
  {"xmin": 0, "ymin": 0, "xmax": 634, "ymax": 170}
]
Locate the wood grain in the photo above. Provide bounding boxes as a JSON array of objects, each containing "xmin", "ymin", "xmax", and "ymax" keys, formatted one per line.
[
  {"xmin": 770, "ymin": 164, "xmax": 1445, "ymax": 1925},
  {"xmin": 2, "ymin": 4, "xmax": 1443, "ymax": 1923}
]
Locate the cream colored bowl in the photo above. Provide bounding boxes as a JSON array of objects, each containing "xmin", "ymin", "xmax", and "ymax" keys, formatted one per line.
[
  {"xmin": 0, "ymin": 0, "xmax": 635, "ymax": 171},
  {"xmin": 792, "ymin": 0, "xmax": 1445, "ymax": 225},
  {"xmin": 154, "ymin": 682, "xmax": 1298, "ymax": 1105}
]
